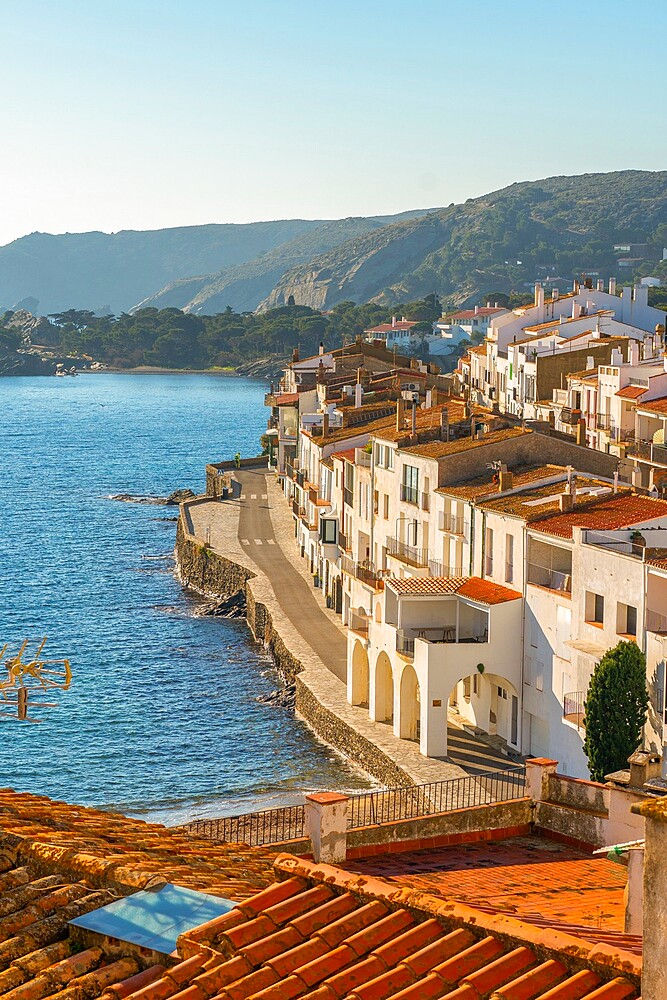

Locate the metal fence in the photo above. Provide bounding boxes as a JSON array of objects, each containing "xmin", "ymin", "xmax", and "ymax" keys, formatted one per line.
[{"xmin": 184, "ymin": 766, "xmax": 526, "ymax": 847}]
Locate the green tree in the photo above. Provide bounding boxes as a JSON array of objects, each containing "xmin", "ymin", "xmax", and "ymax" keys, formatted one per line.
[{"xmin": 583, "ymin": 641, "xmax": 648, "ymax": 781}]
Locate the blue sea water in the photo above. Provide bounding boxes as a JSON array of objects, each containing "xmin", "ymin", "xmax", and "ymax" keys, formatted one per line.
[{"xmin": 0, "ymin": 373, "xmax": 368, "ymax": 824}]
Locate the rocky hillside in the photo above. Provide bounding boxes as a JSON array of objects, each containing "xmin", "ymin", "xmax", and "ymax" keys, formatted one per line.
[{"xmin": 260, "ymin": 171, "xmax": 667, "ymax": 310}]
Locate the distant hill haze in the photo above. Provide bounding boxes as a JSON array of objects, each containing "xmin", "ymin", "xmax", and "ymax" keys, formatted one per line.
[{"xmin": 2, "ymin": 171, "xmax": 667, "ymax": 316}]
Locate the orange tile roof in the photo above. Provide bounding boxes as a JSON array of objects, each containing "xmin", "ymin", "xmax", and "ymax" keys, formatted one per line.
[
  {"xmin": 387, "ymin": 576, "xmax": 521, "ymax": 604},
  {"xmin": 400, "ymin": 426, "xmax": 531, "ymax": 459},
  {"xmin": 364, "ymin": 320, "xmax": 418, "ymax": 333},
  {"xmin": 457, "ymin": 578, "xmax": 522, "ymax": 604},
  {"xmin": 436, "ymin": 464, "xmax": 566, "ymax": 500},
  {"xmin": 616, "ymin": 385, "xmax": 647, "ymax": 400},
  {"xmin": 637, "ymin": 394, "xmax": 667, "ymax": 415},
  {"xmin": 114, "ymin": 854, "xmax": 640, "ymax": 1000},
  {"xmin": 275, "ymin": 392, "xmax": 298, "ymax": 405},
  {"xmin": 446, "ymin": 307, "xmax": 506, "ymax": 320},
  {"xmin": 530, "ymin": 493, "xmax": 667, "ymax": 539}
]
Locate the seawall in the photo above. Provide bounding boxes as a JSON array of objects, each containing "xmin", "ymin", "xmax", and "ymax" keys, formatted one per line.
[{"xmin": 175, "ymin": 502, "xmax": 415, "ymax": 787}]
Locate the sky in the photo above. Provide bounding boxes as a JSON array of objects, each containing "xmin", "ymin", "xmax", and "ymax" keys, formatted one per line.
[{"xmin": 1, "ymin": 0, "xmax": 665, "ymax": 247}]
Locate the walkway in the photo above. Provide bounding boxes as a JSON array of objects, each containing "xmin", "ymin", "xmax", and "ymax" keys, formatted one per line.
[{"xmin": 185, "ymin": 473, "xmax": 518, "ymax": 787}]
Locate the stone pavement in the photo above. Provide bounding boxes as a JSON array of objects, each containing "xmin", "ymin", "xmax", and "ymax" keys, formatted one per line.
[{"xmin": 184, "ymin": 473, "xmax": 516, "ymax": 786}]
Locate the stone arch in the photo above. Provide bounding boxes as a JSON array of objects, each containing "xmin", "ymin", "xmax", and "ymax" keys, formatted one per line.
[
  {"xmin": 351, "ymin": 640, "xmax": 369, "ymax": 707},
  {"xmin": 399, "ymin": 663, "xmax": 420, "ymax": 741},
  {"xmin": 374, "ymin": 651, "xmax": 394, "ymax": 723}
]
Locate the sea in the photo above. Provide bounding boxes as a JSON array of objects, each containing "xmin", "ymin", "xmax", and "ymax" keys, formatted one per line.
[{"xmin": 0, "ymin": 373, "xmax": 369, "ymax": 825}]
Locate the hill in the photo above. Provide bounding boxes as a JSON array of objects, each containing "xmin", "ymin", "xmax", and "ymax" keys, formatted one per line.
[
  {"xmin": 0, "ymin": 210, "xmax": 433, "ymax": 316},
  {"xmin": 259, "ymin": 171, "xmax": 667, "ymax": 310}
]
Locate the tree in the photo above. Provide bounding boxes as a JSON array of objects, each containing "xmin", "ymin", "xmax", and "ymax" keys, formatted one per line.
[{"xmin": 583, "ymin": 641, "xmax": 648, "ymax": 781}]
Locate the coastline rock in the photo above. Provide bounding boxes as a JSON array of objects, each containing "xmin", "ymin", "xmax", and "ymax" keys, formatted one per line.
[
  {"xmin": 165, "ymin": 488, "xmax": 197, "ymax": 505},
  {"xmin": 195, "ymin": 593, "xmax": 247, "ymax": 618},
  {"xmin": 110, "ymin": 488, "xmax": 196, "ymax": 505},
  {"xmin": 256, "ymin": 685, "xmax": 296, "ymax": 709}
]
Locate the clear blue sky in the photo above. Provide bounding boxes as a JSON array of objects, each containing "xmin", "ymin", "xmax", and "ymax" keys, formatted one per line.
[{"xmin": 1, "ymin": 0, "xmax": 665, "ymax": 246}]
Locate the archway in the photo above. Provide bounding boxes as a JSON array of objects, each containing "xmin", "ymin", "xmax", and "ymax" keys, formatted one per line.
[
  {"xmin": 351, "ymin": 641, "xmax": 369, "ymax": 708},
  {"xmin": 374, "ymin": 652, "xmax": 394, "ymax": 723},
  {"xmin": 399, "ymin": 663, "xmax": 420, "ymax": 741}
]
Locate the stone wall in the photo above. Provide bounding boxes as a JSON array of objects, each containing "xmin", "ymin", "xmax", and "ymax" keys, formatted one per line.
[
  {"xmin": 206, "ymin": 457, "xmax": 267, "ymax": 496},
  {"xmin": 175, "ymin": 518, "xmax": 255, "ymax": 600}
]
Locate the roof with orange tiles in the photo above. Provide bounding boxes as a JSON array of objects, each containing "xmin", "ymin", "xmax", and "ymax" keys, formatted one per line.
[
  {"xmin": 436, "ymin": 464, "xmax": 566, "ymax": 500},
  {"xmin": 616, "ymin": 385, "xmax": 647, "ymax": 400},
  {"xmin": 113, "ymin": 854, "xmax": 640, "ymax": 1000},
  {"xmin": 332, "ymin": 449, "xmax": 357, "ymax": 465},
  {"xmin": 478, "ymin": 476, "xmax": 623, "ymax": 519},
  {"xmin": 400, "ymin": 426, "xmax": 531, "ymax": 460},
  {"xmin": 275, "ymin": 393, "xmax": 299, "ymax": 406},
  {"xmin": 636, "ymin": 394, "xmax": 667, "ymax": 415},
  {"xmin": 530, "ymin": 493, "xmax": 667, "ymax": 539},
  {"xmin": 387, "ymin": 576, "xmax": 521, "ymax": 604},
  {"xmin": 445, "ymin": 307, "xmax": 506, "ymax": 321},
  {"xmin": 364, "ymin": 320, "xmax": 418, "ymax": 333}
]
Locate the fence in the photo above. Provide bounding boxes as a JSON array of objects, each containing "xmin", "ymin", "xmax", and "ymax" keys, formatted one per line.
[{"xmin": 183, "ymin": 766, "xmax": 526, "ymax": 848}]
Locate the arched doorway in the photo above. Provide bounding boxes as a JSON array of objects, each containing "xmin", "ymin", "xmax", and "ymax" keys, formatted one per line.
[
  {"xmin": 374, "ymin": 652, "xmax": 394, "ymax": 723},
  {"xmin": 399, "ymin": 664, "xmax": 420, "ymax": 741},
  {"xmin": 351, "ymin": 641, "xmax": 369, "ymax": 708}
]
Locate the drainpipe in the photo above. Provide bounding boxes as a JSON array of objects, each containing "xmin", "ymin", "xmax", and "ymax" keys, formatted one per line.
[
  {"xmin": 370, "ymin": 441, "xmax": 376, "ymax": 570},
  {"xmin": 469, "ymin": 504, "xmax": 475, "ymax": 577}
]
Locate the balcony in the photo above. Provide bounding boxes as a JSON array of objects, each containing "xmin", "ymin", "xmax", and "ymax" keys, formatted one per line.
[
  {"xmin": 428, "ymin": 559, "xmax": 463, "ymax": 578},
  {"xmin": 338, "ymin": 532, "xmax": 351, "ymax": 553},
  {"xmin": 341, "ymin": 555, "xmax": 381, "ymax": 588},
  {"xmin": 349, "ymin": 610, "xmax": 370, "ymax": 638},
  {"xmin": 264, "ymin": 392, "xmax": 277, "ymax": 407},
  {"xmin": 400, "ymin": 484, "xmax": 419, "ymax": 506},
  {"xmin": 563, "ymin": 691, "xmax": 585, "ymax": 730},
  {"xmin": 439, "ymin": 512, "xmax": 465, "ymax": 535},
  {"xmin": 396, "ymin": 629, "xmax": 415, "ymax": 658},
  {"xmin": 629, "ymin": 440, "xmax": 667, "ymax": 466},
  {"xmin": 647, "ymin": 609, "xmax": 667, "ymax": 634},
  {"xmin": 296, "ymin": 469, "xmax": 306, "ymax": 488},
  {"xmin": 527, "ymin": 562, "xmax": 572, "ymax": 594},
  {"xmin": 396, "ymin": 619, "xmax": 489, "ymax": 656},
  {"xmin": 355, "ymin": 448, "xmax": 372, "ymax": 468},
  {"xmin": 343, "ymin": 487, "xmax": 354, "ymax": 509},
  {"xmin": 387, "ymin": 536, "xmax": 429, "ymax": 568},
  {"xmin": 595, "ymin": 413, "xmax": 612, "ymax": 431}
]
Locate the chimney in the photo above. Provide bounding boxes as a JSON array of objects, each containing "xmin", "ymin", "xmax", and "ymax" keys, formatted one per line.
[
  {"xmin": 576, "ymin": 418, "xmax": 586, "ymax": 446},
  {"xmin": 613, "ymin": 470, "xmax": 619, "ymax": 494},
  {"xmin": 411, "ymin": 399, "xmax": 417, "ymax": 438},
  {"xmin": 292, "ymin": 348, "xmax": 300, "ymax": 363},
  {"xmin": 597, "ymin": 279, "xmax": 604, "ymax": 291},
  {"xmin": 396, "ymin": 396, "xmax": 405, "ymax": 432},
  {"xmin": 552, "ymin": 287, "xmax": 560, "ymax": 300},
  {"xmin": 572, "ymin": 302, "xmax": 582, "ymax": 319},
  {"xmin": 392, "ymin": 315, "xmax": 397, "ymax": 328},
  {"xmin": 440, "ymin": 408, "xmax": 449, "ymax": 440},
  {"xmin": 573, "ymin": 278, "xmax": 580, "ymax": 294},
  {"xmin": 498, "ymin": 467, "xmax": 513, "ymax": 492},
  {"xmin": 559, "ymin": 491, "xmax": 574, "ymax": 512},
  {"xmin": 425, "ymin": 388, "xmax": 432, "ymax": 408},
  {"xmin": 322, "ymin": 412, "xmax": 329, "ymax": 437},
  {"xmin": 319, "ymin": 342, "xmax": 325, "ymax": 356},
  {"xmin": 486, "ymin": 301, "xmax": 491, "ymax": 308},
  {"xmin": 431, "ymin": 387, "xmax": 439, "ymax": 407},
  {"xmin": 354, "ymin": 381, "xmax": 363, "ymax": 408},
  {"xmin": 534, "ymin": 282, "xmax": 542, "ymax": 307},
  {"xmin": 611, "ymin": 347, "xmax": 623, "ymax": 366},
  {"xmin": 474, "ymin": 305, "xmax": 480, "ymax": 315},
  {"xmin": 629, "ymin": 341, "xmax": 640, "ymax": 367},
  {"xmin": 609, "ymin": 276, "xmax": 617, "ymax": 295}
]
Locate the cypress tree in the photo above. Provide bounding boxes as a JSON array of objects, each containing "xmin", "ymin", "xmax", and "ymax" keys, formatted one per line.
[{"xmin": 583, "ymin": 640, "xmax": 649, "ymax": 782}]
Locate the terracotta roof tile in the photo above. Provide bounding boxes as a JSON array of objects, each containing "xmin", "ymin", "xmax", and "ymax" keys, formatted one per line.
[
  {"xmin": 615, "ymin": 385, "xmax": 647, "ymax": 400},
  {"xmin": 399, "ymin": 427, "xmax": 531, "ymax": 460},
  {"xmin": 636, "ymin": 394, "xmax": 667, "ymax": 415},
  {"xmin": 387, "ymin": 576, "xmax": 521, "ymax": 605},
  {"xmin": 456, "ymin": 578, "xmax": 522, "ymax": 605},
  {"xmin": 530, "ymin": 494, "xmax": 667, "ymax": 539}
]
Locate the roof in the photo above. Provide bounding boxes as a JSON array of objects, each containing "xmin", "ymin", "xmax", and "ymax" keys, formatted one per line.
[
  {"xmin": 478, "ymin": 476, "xmax": 622, "ymax": 519},
  {"xmin": 445, "ymin": 307, "xmax": 505, "ymax": 321},
  {"xmin": 387, "ymin": 576, "xmax": 521, "ymax": 604},
  {"xmin": 275, "ymin": 392, "xmax": 299, "ymax": 406},
  {"xmin": 530, "ymin": 493, "xmax": 667, "ymax": 539},
  {"xmin": 436, "ymin": 465, "xmax": 566, "ymax": 501},
  {"xmin": 400, "ymin": 427, "xmax": 531, "ymax": 460},
  {"xmin": 636, "ymin": 394, "xmax": 667, "ymax": 415},
  {"xmin": 616, "ymin": 385, "xmax": 647, "ymax": 400},
  {"xmin": 364, "ymin": 320, "xmax": 418, "ymax": 334},
  {"xmin": 116, "ymin": 854, "xmax": 641, "ymax": 1000}
]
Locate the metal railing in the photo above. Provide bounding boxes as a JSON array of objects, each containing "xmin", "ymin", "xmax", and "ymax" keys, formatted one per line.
[
  {"xmin": 187, "ymin": 803, "xmax": 306, "ymax": 847},
  {"xmin": 296, "ymin": 469, "xmax": 306, "ymax": 487},
  {"xmin": 400, "ymin": 484, "xmax": 419, "ymax": 505},
  {"xmin": 396, "ymin": 629, "xmax": 415, "ymax": 658},
  {"xmin": 341, "ymin": 555, "xmax": 380, "ymax": 588},
  {"xmin": 429, "ymin": 559, "xmax": 463, "ymax": 578},
  {"xmin": 387, "ymin": 536, "xmax": 428, "ymax": 568},
  {"xmin": 595, "ymin": 413, "xmax": 612, "ymax": 431},
  {"xmin": 343, "ymin": 487, "xmax": 354, "ymax": 508},
  {"xmin": 347, "ymin": 766, "xmax": 526, "ymax": 828},
  {"xmin": 629, "ymin": 440, "xmax": 667, "ymax": 465},
  {"xmin": 439, "ymin": 512, "xmax": 465, "ymax": 535},
  {"xmin": 563, "ymin": 691, "xmax": 586, "ymax": 730},
  {"xmin": 185, "ymin": 766, "xmax": 527, "ymax": 847},
  {"xmin": 338, "ymin": 531, "xmax": 351, "ymax": 552},
  {"xmin": 527, "ymin": 562, "xmax": 572, "ymax": 593}
]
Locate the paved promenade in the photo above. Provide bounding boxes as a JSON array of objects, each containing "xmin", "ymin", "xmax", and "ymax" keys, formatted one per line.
[{"xmin": 186, "ymin": 471, "xmax": 513, "ymax": 785}]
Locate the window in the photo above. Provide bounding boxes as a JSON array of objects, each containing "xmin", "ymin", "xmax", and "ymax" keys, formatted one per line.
[
  {"xmin": 387, "ymin": 448, "xmax": 395, "ymax": 471},
  {"xmin": 585, "ymin": 591, "xmax": 604, "ymax": 626},
  {"xmin": 485, "ymin": 526, "xmax": 494, "ymax": 576},
  {"xmin": 320, "ymin": 519, "xmax": 337, "ymax": 544},
  {"xmin": 401, "ymin": 465, "xmax": 419, "ymax": 505},
  {"xmin": 473, "ymin": 673, "xmax": 479, "ymax": 696},
  {"xmin": 505, "ymin": 533, "xmax": 514, "ymax": 583},
  {"xmin": 383, "ymin": 494, "xmax": 389, "ymax": 519},
  {"xmin": 463, "ymin": 677, "xmax": 471, "ymax": 700},
  {"xmin": 617, "ymin": 602, "xmax": 638, "ymax": 637}
]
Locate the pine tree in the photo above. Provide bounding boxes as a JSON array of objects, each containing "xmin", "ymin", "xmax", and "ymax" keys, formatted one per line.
[{"xmin": 583, "ymin": 641, "xmax": 649, "ymax": 782}]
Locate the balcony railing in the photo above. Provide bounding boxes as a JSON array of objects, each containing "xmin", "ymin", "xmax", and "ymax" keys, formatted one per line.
[
  {"xmin": 527, "ymin": 562, "xmax": 572, "ymax": 594},
  {"xmin": 563, "ymin": 691, "xmax": 586, "ymax": 730},
  {"xmin": 296, "ymin": 469, "xmax": 306, "ymax": 488},
  {"xmin": 396, "ymin": 629, "xmax": 415, "ymax": 658},
  {"xmin": 595, "ymin": 413, "xmax": 612, "ymax": 431},
  {"xmin": 647, "ymin": 609, "xmax": 667, "ymax": 634},
  {"xmin": 629, "ymin": 440, "xmax": 667, "ymax": 465},
  {"xmin": 349, "ymin": 610, "xmax": 370, "ymax": 637},
  {"xmin": 428, "ymin": 559, "xmax": 463, "ymax": 578},
  {"xmin": 387, "ymin": 536, "xmax": 429, "ymax": 568},
  {"xmin": 439, "ymin": 512, "xmax": 465, "ymax": 535},
  {"xmin": 338, "ymin": 532, "xmax": 351, "ymax": 553},
  {"xmin": 400, "ymin": 484, "xmax": 419, "ymax": 505},
  {"xmin": 341, "ymin": 555, "xmax": 381, "ymax": 588},
  {"xmin": 343, "ymin": 487, "xmax": 354, "ymax": 509}
]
